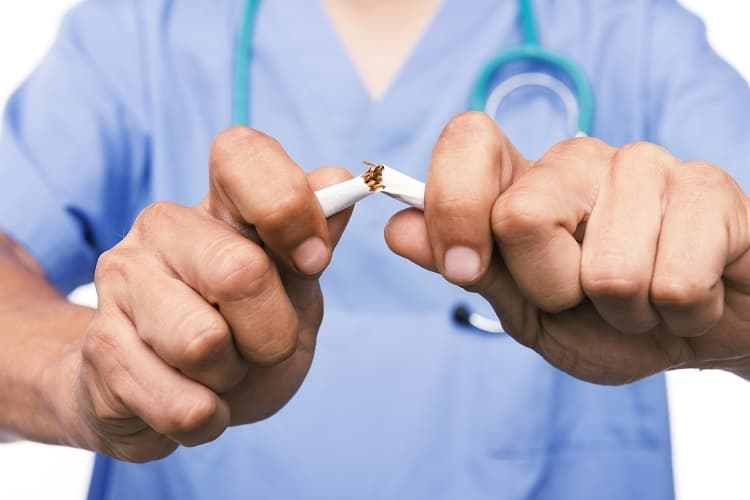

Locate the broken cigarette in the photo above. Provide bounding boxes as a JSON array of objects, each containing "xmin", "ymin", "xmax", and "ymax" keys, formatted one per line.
[
  {"xmin": 314, "ymin": 173, "xmax": 375, "ymax": 218},
  {"xmin": 377, "ymin": 164, "xmax": 425, "ymax": 211},
  {"xmin": 314, "ymin": 162, "xmax": 425, "ymax": 217}
]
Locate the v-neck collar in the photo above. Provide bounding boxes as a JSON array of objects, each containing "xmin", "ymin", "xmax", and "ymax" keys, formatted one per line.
[
  {"xmin": 248, "ymin": 0, "xmax": 520, "ymax": 171},
  {"xmin": 317, "ymin": 0, "xmax": 447, "ymax": 103}
]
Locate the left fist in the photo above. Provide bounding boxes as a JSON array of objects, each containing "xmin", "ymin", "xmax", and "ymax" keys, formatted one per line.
[{"xmin": 387, "ymin": 112, "xmax": 750, "ymax": 384}]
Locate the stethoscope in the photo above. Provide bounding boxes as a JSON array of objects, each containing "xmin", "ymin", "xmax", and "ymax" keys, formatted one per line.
[{"xmin": 232, "ymin": 0, "xmax": 595, "ymax": 334}]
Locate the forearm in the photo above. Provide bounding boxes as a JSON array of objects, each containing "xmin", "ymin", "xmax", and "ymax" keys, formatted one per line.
[{"xmin": 0, "ymin": 235, "xmax": 93, "ymax": 444}]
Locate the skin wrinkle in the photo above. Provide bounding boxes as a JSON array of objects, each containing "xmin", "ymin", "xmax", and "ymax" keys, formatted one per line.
[
  {"xmin": 4, "ymin": 81, "xmax": 750, "ymax": 463},
  {"xmin": 201, "ymin": 241, "xmax": 273, "ymax": 304},
  {"xmin": 80, "ymin": 331, "xmax": 137, "ymax": 443},
  {"xmin": 175, "ymin": 309, "xmax": 231, "ymax": 369}
]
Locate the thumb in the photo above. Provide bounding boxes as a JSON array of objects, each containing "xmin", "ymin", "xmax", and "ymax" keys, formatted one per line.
[
  {"xmin": 306, "ymin": 166, "xmax": 355, "ymax": 248},
  {"xmin": 280, "ymin": 166, "xmax": 354, "ymax": 313},
  {"xmin": 385, "ymin": 208, "xmax": 532, "ymax": 345},
  {"xmin": 384, "ymin": 208, "xmax": 435, "ymax": 272}
]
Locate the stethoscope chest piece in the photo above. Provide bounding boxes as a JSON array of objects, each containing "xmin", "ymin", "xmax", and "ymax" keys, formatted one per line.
[{"xmin": 453, "ymin": 305, "xmax": 506, "ymax": 335}]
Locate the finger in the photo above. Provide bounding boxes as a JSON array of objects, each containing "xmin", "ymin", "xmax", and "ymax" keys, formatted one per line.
[
  {"xmin": 208, "ymin": 127, "xmax": 330, "ymax": 276},
  {"xmin": 385, "ymin": 208, "xmax": 436, "ymax": 272},
  {"xmin": 98, "ymin": 250, "xmax": 248, "ymax": 393},
  {"xmin": 131, "ymin": 202, "xmax": 300, "ymax": 366},
  {"xmin": 651, "ymin": 162, "xmax": 732, "ymax": 337},
  {"xmin": 532, "ymin": 303, "xmax": 691, "ymax": 384},
  {"xmin": 425, "ymin": 111, "xmax": 531, "ymax": 285},
  {"xmin": 307, "ymin": 166, "xmax": 354, "ymax": 248},
  {"xmin": 81, "ymin": 307, "xmax": 230, "ymax": 449},
  {"xmin": 580, "ymin": 143, "xmax": 670, "ymax": 333},
  {"xmin": 385, "ymin": 208, "xmax": 535, "ymax": 345},
  {"xmin": 492, "ymin": 138, "xmax": 615, "ymax": 312},
  {"xmin": 279, "ymin": 166, "xmax": 355, "ymax": 315}
]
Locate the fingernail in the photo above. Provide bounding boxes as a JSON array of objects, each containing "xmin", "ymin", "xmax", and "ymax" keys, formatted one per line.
[
  {"xmin": 444, "ymin": 246, "xmax": 482, "ymax": 284},
  {"xmin": 292, "ymin": 237, "xmax": 329, "ymax": 275}
]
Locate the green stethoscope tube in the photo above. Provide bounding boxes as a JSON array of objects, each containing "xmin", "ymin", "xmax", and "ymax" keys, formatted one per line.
[
  {"xmin": 233, "ymin": 0, "xmax": 595, "ymax": 136},
  {"xmin": 233, "ymin": 0, "xmax": 260, "ymax": 126},
  {"xmin": 470, "ymin": 0, "xmax": 595, "ymax": 135}
]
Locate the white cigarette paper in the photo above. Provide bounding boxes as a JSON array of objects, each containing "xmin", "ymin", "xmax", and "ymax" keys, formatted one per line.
[
  {"xmin": 314, "ymin": 175, "xmax": 375, "ymax": 217},
  {"xmin": 313, "ymin": 163, "xmax": 425, "ymax": 217},
  {"xmin": 379, "ymin": 166, "xmax": 425, "ymax": 211}
]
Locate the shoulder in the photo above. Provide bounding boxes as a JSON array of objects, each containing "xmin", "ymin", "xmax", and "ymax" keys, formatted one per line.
[
  {"xmin": 57, "ymin": 0, "xmax": 237, "ymax": 66},
  {"xmin": 530, "ymin": 0, "xmax": 711, "ymax": 143},
  {"xmin": 534, "ymin": 0, "xmax": 700, "ymax": 50},
  {"xmin": 52, "ymin": 0, "xmax": 153, "ymax": 120},
  {"xmin": 53, "ymin": 0, "xmax": 237, "ymax": 125}
]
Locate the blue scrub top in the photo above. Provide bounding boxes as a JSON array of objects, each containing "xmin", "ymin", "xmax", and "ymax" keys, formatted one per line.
[{"xmin": 1, "ymin": 1, "xmax": 749, "ymax": 499}]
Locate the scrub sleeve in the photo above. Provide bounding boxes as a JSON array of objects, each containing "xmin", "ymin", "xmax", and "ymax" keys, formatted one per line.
[
  {"xmin": 0, "ymin": 2, "xmax": 149, "ymax": 293},
  {"xmin": 645, "ymin": 2, "xmax": 750, "ymax": 183}
]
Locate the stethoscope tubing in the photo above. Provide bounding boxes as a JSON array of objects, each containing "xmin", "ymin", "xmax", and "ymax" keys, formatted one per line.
[
  {"xmin": 233, "ymin": 0, "xmax": 594, "ymax": 135},
  {"xmin": 231, "ymin": 0, "xmax": 596, "ymax": 334}
]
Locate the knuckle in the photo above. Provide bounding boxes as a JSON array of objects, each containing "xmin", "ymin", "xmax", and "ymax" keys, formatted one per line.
[
  {"xmin": 439, "ymin": 111, "xmax": 502, "ymax": 151},
  {"xmin": 618, "ymin": 141, "xmax": 668, "ymax": 157},
  {"xmin": 93, "ymin": 246, "xmax": 148, "ymax": 304},
  {"xmin": 249, "ymin": 315, "xmax": 299, "ymax": 366},
  {"xmin": 80, "ymin": 320, "xmax": 126, "ymax": 387},
  {"xmin": 614, "ymin": 142, "xmax": 673, "ymax": 169},
  {"xmin": 443, "ymin": 111, "xmax": 499, "ymax": 138},
  {"xmin": 134, "ymin": 201, "xmax": 180, "ymax": 236},
  {"xmin": 81, "ymin": 315, "xmax": 123, "ymax": 368},
  {"xmin": 541, "ymin": 137, "xmax": 611, "ymax": 165},
  {"xmin": 581, "ymin": 267, "xmax": 648, "ymax": 300},
  {"xmin": 491, "ymin": 192, "xmax": 549, "ymax": 244},
  {"xmin": 204, "ymin": 241, "xmax": 273, "ymax": 302},
  {"xmin": 683, "ymin": 161, "xmax": 733, "ymax": 189},
  {"xmin": 210, "ymin": 127, "xmax": 280, "ymax": 180},
  {"xmin": 651, "ymin": 275, "xmax": 712, "ymax": 309},
  {"xmin": 176, "ymin": 312, "xmax": 230, "ymax": 367},
  {"xmin": 94, "ymin": 250, "xmax": 130, "ymax": 288},
  {"xmin": 255, "ymin": 185, "xmax": 310, "ymax": 228},
  {"xmin": 165, "ymin": 394, "xmax": 218, "ymax": 436}
]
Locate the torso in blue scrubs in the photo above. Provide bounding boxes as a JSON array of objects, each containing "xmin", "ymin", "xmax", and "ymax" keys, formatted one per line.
[{"xmin": 1, "ymin": 1, "xmax": 749, "ymax": 499}]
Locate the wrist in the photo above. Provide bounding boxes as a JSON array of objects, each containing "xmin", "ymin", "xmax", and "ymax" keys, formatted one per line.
[
  {"xmin": 38, "ymin": 349, "xmax": 90, "ymax": 448},
  {"xmin": 0, "ymin": 300, "xmax": 94, "ymax": 447}
]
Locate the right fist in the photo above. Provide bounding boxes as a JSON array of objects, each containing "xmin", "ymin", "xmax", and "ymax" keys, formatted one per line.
[{"xmin": 67, "ymin": 128, "xmax": 352, "ymax": 462}]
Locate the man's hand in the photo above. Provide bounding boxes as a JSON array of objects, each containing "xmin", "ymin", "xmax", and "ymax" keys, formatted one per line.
[
  {"xmin": 387, "ymin": 112, "xmax": 750, "ymax": 384},
  {"xmin": 56, "ymin": 127, "xmax": 352, "ymax": 461}
]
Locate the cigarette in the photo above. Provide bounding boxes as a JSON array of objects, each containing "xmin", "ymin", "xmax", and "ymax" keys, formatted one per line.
[
  {"xmin": 314, "ymin": 175, "xmax": 375, "ymax": 218},
  {"xmin": 314, "ymin": 162, "xmax": 425, "ymax": 217},
  {"xmin": 378, "ymin": 165, "xmax": 425, "ymax": 211}
]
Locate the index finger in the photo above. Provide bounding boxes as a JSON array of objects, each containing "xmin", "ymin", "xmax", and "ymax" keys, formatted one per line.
[
  {"xmin": 207, "ymin": 127, "xmax": 331, "ymax": 276},
  {"xmin": 133, "ymin": 202, "xmax": 300, "ymax": 366},
  {"xmin": 491, "ymin": 138, "xmax": 614, "ymax": 312},
  {"xmin": 425, "ymin": 112, "xmax": 530, "ymax": 285}
]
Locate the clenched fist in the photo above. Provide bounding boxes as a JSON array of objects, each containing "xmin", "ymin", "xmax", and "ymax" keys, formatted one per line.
[
  {"xmin": 61, "ymin": 128, "xmax": 352, "ymax": 461},
  {"xmin": 387, "ymin": 112, "xmax": 750, "ymax": 385}
]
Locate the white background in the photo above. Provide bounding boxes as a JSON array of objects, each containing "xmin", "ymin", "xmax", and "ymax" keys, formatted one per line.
[{"xmin": 0, "ymin": 1, "xmax": 749, "ymax": 499}]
